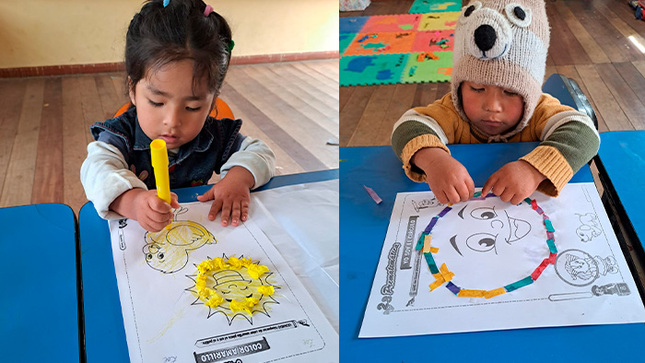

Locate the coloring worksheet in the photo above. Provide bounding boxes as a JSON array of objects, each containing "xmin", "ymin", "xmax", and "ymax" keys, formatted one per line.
[
  {"xmin": 360, "ymin": 182, "xmax": 645, "ymax": 337},
  {"xmin": 109, "ymin": 201, "xmax": 338, "ymax": 363}
]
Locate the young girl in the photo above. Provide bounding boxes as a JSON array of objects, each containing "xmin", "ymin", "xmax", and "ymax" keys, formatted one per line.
[{"xmin": 81, "ymin": 0, "xmax": 275, "ymax": 232}]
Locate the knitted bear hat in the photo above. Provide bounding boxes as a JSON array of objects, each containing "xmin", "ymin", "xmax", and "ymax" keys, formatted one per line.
[{"xmin": 451, "ymin": 0, "xmax": 550, "ymax": 141}]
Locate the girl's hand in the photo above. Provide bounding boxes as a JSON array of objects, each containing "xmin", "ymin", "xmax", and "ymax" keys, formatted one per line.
[
  {"xmin": 197, "ymin": 166, "xmax": 255, "ymax": 226},
  {"xmin": 412, "ymin": 147, "xmax": 475, "ymax": 204},
  {"xmin": 482, "ymin": 160, "xmax": 546, "ymax": 205},
  {"xmin": 110, "ymin": 189, "xmax": 179, "ymax": 232}
]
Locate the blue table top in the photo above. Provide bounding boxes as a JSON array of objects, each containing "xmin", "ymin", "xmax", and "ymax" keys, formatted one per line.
[
  {"xmin": 597, "ymin": 131, "xmax": 645, "ymax": 250},
  {"xmin": 340, "ymin": 144, "xmax": 645, "ymax": 362},
  {"xmin": 0, "ymin": 204, "xmax": 80, "ymax": 362},
  {"xmin": 79, "ymin": 170, "xmax": 338, "ymax": 362}
]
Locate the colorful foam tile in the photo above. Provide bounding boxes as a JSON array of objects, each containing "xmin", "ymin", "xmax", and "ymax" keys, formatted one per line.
[
  {"xmin": 344, "ymin": 32, "xmax": 417, "ymax": 56},
  {"xmin": 410, "ymin": 0, "xmax": 463, "ymax": 14},
  {"xmin": 361, "ymin": 14, "xmax": 423, "ymax": 33},
  {"xmin": 340, "ymin": 16, "xmax": 369, "ymax": 34},
  {"xmin": 411, "ymin": 30, "xmax": 455, "ymax": 56},
  {"xmin": 401, "ymin": 51, "xmax": 452, "ymax": 84},
  {"xmin": 340, "ymin": 54, "xmax": 408, "ymax": 86},
  {"xmin": 418, "ymin": 12, "xmax": 460, "ymax": 31},
  {"xmin": 340, "ymin": 33, "xmax": 358, "ymax": 54}
]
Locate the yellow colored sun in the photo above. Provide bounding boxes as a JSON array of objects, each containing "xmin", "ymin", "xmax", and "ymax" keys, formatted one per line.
[{"xmin": 186, "ymin": 254, "xmax": 279, "ymax": 325}]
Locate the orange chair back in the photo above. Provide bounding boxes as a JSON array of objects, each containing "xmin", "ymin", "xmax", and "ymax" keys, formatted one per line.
[{"xmin": 113, "ymin": 97, "xmax": 234, "ymax": 119}]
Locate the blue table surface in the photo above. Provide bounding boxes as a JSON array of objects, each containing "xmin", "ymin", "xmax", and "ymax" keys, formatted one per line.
[
  {"xmin": 598, "ymin": 131, "xmax": 645, "ymax": 249},
  {"xmin": 79, "ymin": 169, "xmax": 338, "ymax": 362},
  {"xmin": 340, "ymin": 144, "xmax": 645, "ymax": 362},
  {"xmin": 0, "ymin": 204, "xmax": 80, "ymax": 362}
]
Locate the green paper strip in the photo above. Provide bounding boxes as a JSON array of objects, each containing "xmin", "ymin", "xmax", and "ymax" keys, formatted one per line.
[
  {"xmin": 524, "ymin": 197, "xmax": 532, "ymax": 204},
  {"xmin": 544, "ymin": 219, "xmax": 555, "ymax": 232},
  {"xmin": 424, "ymin": 252, "xmax": 439, "ymax": 274},
  {"xmin": 504, "ymin": 276, "xmax": 534, "ymax": 292},
  {"xmin": 415, "ymin": 232, "xmax": 427, "ymax": 251},
  {"xmin": 547, "ymin": 238, "xmax": 557, "ymax": 253},
  {"xmin": 473, "ymin": 191, "xmax": 481, "ymax": 198}
]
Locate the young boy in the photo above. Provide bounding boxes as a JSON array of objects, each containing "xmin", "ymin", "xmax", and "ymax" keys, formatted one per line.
[{"xmin": 391, "ymin": 0, "xmax": 599, "ymax": 206}]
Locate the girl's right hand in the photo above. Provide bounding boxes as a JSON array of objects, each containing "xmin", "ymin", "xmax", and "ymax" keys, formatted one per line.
[
  {"xmin": 412, "ymin": 147, "xmax": 474, "ymax": 205},
  {"xmin": 110, "ymin": 189, "xmax": 179, "ymax": 232}
]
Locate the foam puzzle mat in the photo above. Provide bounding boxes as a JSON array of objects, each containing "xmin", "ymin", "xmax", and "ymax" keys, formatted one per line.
[{"xmin": 340, "ymin": 1, "xmax": 461, "ymax": 86}]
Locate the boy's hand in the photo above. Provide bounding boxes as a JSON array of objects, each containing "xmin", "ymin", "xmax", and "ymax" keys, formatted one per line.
[
  {"xmin": 197, "ymin": 166, "xmax": 255, "ymax": 227},
  {"xmin": 412, "ymin": 147, "xmax": 475, "ymax": 204},
  {"xmin": 110, "ymin": 189, "xmax": 179, "ymax": 232},
  {"xmin": 482, "ymin": 160, "xmax": 546, "ymax": 205}
]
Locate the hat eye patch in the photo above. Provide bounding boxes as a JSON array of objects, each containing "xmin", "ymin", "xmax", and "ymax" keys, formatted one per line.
[
  {"xmin": 505, "ymin": 3, "xmax": 532, "ymax": 27},
  {"xmin": 459, "ymin": 1, "xmax": 482, "ymax": 24}
]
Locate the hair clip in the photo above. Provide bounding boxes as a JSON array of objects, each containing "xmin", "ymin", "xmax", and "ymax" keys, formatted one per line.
[
  {"xmin": 204, "ymin": 4, "xmax": 213, "ymax": 16},
  {"xmin": 163, "ymin": 0, "xmax": 170, "ymax": 7},
  {"xmin": 227, "ymin": 40, "xmax": 235, "ymax": 52}
]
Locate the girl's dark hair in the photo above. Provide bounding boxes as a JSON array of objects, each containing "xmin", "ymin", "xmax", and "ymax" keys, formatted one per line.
[{"xmin": 125, "ymin": 0, "xmax": 232, "ymax": 95}]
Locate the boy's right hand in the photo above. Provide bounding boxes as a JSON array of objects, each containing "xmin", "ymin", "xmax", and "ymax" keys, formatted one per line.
[
  {"xmin": 110, "ymin": 188, "xmax": 179, "ymax": 232},
  {"xmin": 412, "ymin": 147, "xmax": 474, "ymax": 204}
]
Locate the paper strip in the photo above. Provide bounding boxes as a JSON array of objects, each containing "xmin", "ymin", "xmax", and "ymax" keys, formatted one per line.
[
  {"xmin": 363, "ymin": 185, "xmax": 383, "ymax": 204},
  {"xmin": 424, "ymin": 252, "xmax": 439, "ymax": 274},
  {"xmin": 548, "ymin": 252, "xmax": 558, "ymax": 264},
  {"xmin": 457, "ymin": 289, "xmax": 486, "ymax": 298},
  {"xmin": 423, "ymin": 217, "xmax": 439, "ymax": 234},
  {"xmin": 430, "ymin": 273, "xmax": 445, "ymax": 291},
  {"xmin": 504, "ymin": 276, "xmax": 534, "ymax": 292},
  {"xmin": 484, "ymin": 288, "xmax": 506, "ymax": 299},
  {"xmin": 415, "ymin": 233, "xmax": 426, "ymax": 251},
  {"xmin": 547, "ymin": 238, "xmax": 557, "ymax": 253},
  {"xmin": 445, "ymin": 281, "xmax": 461, "ymax": 295},
  {"xmin": 422, "ymin": 234, "xmax": 432, "ymax": 253},
  {"xmin": 531, "ymin": 259, "xmax": 551, "ymax": 281},
  {"xmin": 438, "ymin": 206, "xmax": 452, "ymax": 217},
  {"xmin": 439, "ymin": 263, "xmax": 454, "ymax": 281}
]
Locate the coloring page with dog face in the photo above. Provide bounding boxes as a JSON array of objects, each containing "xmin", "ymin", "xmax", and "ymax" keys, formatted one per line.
[
  {"xmin": 360, "ymin": 183, "xmax": 645, "ymax": 337},
  {"xmin": 109, "ymin": 201, "xmax": 338, "ymax": 363}
]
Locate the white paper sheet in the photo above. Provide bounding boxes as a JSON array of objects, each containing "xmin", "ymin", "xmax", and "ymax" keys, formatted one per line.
[
  {"xmin": 252, "ymin": 180, "xmax": 339, "ymax": 332},
  {"xmin": 109, "ymin": 199, "xmax": 338, "ymax": 362},
  {"xmin": 360, "ymin": 183, "xmax": 645, "ymax": 337}
]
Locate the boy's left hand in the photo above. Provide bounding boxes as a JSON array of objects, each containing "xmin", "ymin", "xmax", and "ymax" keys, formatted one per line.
[
  {"xmin": 481, "ymin": 160, "xmax": 546, "ymax": 205},
  {"xmin": 197, "ymin": 166, "xmax": 255, "ymax": 227}
]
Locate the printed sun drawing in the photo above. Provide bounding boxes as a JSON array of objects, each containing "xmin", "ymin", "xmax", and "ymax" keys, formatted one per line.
[{"xmin": 186, "ymin": 254, "xmax": 280, "ymax": 325}]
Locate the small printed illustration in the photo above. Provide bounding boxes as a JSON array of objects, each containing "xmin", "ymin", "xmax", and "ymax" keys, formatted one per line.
[
  {"xmin": 142, "ymin": 207, "xmax": 216, "ymax": 274},
  {"xmin": 186, "ymin": 254, "xmax": 280, "ymax": 325},
  {"xmin": 411, "ymin": 197, "xmax": 441, "ymax": 212},
  {"xmin": 576, "ymin": 212, "xmax": 603, "ymax": 242},
  {"xmin": 548, "ymin": 282, "xmax": 631, "ymax": 301},
  {"xmin": 118, "ymin": 219, "xmax": 128, "ymax": 251},
  {"xmin": 554, "ymin": 249, "xmax": 619, "ymax": 287}
]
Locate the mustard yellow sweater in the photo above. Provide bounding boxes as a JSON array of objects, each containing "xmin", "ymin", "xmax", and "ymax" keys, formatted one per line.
[{"xmin": 391, "ymin": 93, "xmax": 600, "ymax": 196}]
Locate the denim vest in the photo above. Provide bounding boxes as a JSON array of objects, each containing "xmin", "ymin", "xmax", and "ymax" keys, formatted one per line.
[{"xmin": 90, "ymin": 107, "xmax": 244, "ymax": 190}]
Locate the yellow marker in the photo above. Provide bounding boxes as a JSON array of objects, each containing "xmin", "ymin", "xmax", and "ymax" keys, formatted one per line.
[{"xmin": 150, "ymin": 139, "xmax": 171, "ymax": 204}]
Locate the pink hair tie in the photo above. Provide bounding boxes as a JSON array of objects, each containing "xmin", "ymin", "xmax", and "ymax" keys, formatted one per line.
[{"xmin": 204, "ymin": 4, "xmax": 213, "ymax": 16}]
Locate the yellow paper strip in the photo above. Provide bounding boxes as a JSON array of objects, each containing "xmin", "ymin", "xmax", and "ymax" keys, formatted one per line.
[
  {"xmin": 457, "ymin": 289, "xmax": 486, "ymax": 298},
  {"xmin": 429, "ymin": 273, "xmax": 445, "ymax": 291},
  {"xmin": 439, "ymin": 263, "xmax": 454, "ymax": 282},
  {"xmin": 422, "ymin": 234, "xmax": 432, "ymax": 253},
  {"xmin": 484, "ymin": 288, "xmax": 506, "ymax": 299}
]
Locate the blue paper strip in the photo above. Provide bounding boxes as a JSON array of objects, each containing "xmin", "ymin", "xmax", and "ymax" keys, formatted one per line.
[
  {"xmin": 438, "ymin": 207, "xmax": 452, "ymax": 218},
  {"xmin": 445, "ymin": 281, "xmax": 461, "ymax": 295},
  {"xmin": 423, "ymin": 217, "xmax": 439, "ymax": 234}
]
